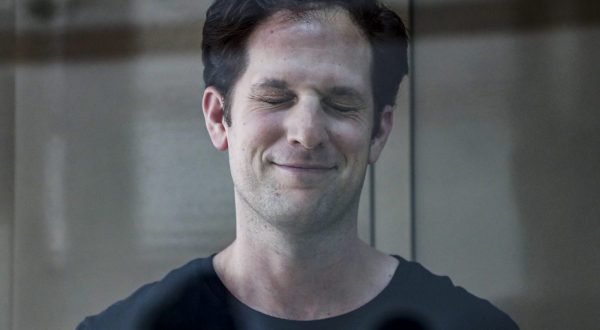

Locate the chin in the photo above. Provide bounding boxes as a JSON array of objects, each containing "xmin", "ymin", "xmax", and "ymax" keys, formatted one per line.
[{"xmin": 262, "ymin": 196, "xmax": 345, "ymax": 233}]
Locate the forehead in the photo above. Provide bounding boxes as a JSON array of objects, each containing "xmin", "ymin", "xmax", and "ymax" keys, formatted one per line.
[
  {"xmin": 252, "ymin": 8, "xmax": 367, "ymax": 47},
  {"xmin": 242, "ymin": 8, "xmax": 372, "ymax": 92}
]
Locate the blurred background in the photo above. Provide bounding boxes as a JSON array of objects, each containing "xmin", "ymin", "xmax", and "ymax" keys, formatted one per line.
[{"xmin": 0, "ymin": 0, "xmax": 599, "ymax": 329}]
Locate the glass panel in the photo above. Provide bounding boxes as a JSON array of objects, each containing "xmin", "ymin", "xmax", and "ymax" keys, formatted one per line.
[
  {"xmin": 14, "ymin": 1, "xmax": 227, "ymax": 329},
  {"xmin": 413, "ymin": 0, "xmax": 600, "ymax": 328}
]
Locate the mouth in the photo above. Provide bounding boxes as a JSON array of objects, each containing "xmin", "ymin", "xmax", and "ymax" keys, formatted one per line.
[{"xmin": 271, "ymin": 162, "xmax": 336, "ymax": 172}]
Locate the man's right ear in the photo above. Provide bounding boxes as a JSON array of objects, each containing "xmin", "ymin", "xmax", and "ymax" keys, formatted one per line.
[{"xmin": 202, "ymin": 86, "xmax": 228, "ymax": 151}]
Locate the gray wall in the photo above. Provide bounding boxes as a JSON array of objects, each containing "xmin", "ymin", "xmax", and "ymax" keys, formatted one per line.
[
  {"xmin": 14, "ymin": 1, "xmax": 233, "ymax": 328},
  {"xmin": 413, "ymin": 0, "xmax": 600, "ymax": 328}
]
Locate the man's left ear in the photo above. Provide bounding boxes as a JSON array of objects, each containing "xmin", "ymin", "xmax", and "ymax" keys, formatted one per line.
[{"xmin": 368, "ymin": 105, "xmax": 394, "ymax": 164}]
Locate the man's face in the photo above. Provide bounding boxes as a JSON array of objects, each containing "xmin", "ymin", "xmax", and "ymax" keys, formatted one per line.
[{"xmin": 205, "ymin": 9, "xmax": 392, "ymax": 232}]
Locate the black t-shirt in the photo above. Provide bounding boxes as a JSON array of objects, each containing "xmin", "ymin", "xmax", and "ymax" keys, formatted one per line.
[{"xmin": 77, "ymin": 255, "xmax": 518, "ymax": 330}]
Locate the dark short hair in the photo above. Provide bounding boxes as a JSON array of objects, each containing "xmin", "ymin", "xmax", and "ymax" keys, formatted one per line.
[{"xmin": 202, "ymin": 0, "xmax": 408, "ymax": 133}]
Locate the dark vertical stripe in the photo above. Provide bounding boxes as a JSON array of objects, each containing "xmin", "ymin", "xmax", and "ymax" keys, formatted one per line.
[
  {"xmin": 4, "ymin": 2, "xmax": 16, "ymax": 328},
  {"xmin": 6, "ymin": 2, "xmax": 16, "ymax": 328},
  {"xmin": 369, "ymin": 164, "xmax": 376, "ymax": 247},
  {"xmin": 408, "ymin": 0, "xmax": 417, "ymax": 262}
]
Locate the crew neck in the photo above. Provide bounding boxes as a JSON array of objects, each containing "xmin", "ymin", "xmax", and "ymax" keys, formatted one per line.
[
  {"xmin": 203, "ymin": 254, "xmax": 405, "ymax": 325},
  {"xmin": 79, "ymin": 254, "xmax": 518, "ymax": 329}
]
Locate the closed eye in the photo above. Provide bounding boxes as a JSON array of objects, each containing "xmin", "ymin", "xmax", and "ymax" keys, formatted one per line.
[
  {"xmin": 248, "ymin": 92, "xmax": 296, "ymax": 107},
  {"xmin": 323, "ymin": 99, "xmax": 364, "ymax": 113},
  {"xmin": 261, "ymin": 97, "xmax": 295, "ymax": 105}
]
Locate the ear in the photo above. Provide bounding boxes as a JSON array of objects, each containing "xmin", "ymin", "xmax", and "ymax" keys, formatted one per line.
[
  {"xmin": 368, "ymin": 105, "xmax": 394, "ymax": 164},
  {"xmin": 202, "ymin": 86, "xmax": 228, "ymax": 151}
]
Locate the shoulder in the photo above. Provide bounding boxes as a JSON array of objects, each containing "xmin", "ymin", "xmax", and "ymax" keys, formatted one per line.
[
  {"xmin": 387, "ymin": 256, "xmax": 519, "ymax": 330},
  {"xmin": 76, "ymin": 256, "xmax": 232, "ymax": 330}
]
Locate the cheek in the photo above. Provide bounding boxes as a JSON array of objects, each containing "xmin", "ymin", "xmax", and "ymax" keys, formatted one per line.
[
  {"xmin": 235, "ymin": 113, "xmax": 283, "ymax": 154},
  {"xmin": 331, "ymin": 121, "xmax": 372, "ymax": 155}
]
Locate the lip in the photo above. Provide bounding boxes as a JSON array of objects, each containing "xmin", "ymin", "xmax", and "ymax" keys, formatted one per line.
[{"xmin": 271, "ymin": 162, "xmax": 336, "ymax": 171}]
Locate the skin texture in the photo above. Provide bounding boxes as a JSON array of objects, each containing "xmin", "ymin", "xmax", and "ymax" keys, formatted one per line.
[{"xmin": 203, "ymin": 8, "xmax": 398, "ymax": 320}]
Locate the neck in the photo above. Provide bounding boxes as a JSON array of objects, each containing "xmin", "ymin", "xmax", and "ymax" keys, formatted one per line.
[{"xmin": 213, "ymin": 198, "xmax": 398, "ymax": 320}]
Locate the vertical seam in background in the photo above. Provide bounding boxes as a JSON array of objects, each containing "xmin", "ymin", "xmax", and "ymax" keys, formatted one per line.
[
  {"xmin": 408, "ymin": 0, "xmax": 417, "ymax": 262},
  {"xmin": 9, "ymin": 1, "xmax": 16, "ymax": 328},
  {"xmin": 369, "ymin": 165, "xmax": 376, "ymax": 247}
]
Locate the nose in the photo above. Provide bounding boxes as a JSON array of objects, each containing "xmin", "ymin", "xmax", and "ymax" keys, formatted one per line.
[{"xmin": 284, "ymin": 97, "xmax": 328, "ymax": 150}]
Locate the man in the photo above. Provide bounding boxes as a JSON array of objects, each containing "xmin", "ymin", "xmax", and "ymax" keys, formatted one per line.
[{"xmin": 78, "ymin": 0, "xmax": 518, "ymax": 329}]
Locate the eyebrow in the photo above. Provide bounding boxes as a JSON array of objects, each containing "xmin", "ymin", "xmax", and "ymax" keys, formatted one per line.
[
  {"xmin": 251, "ymin": 79, "xmax": 289, "ymax": 92},
  {"xmin": 251, "ymin": 78, "xmax": 367, "ymax": 102},
  {"xmin": 325, "ymin": 86, "xmax": 364, "ymax": 99}
]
